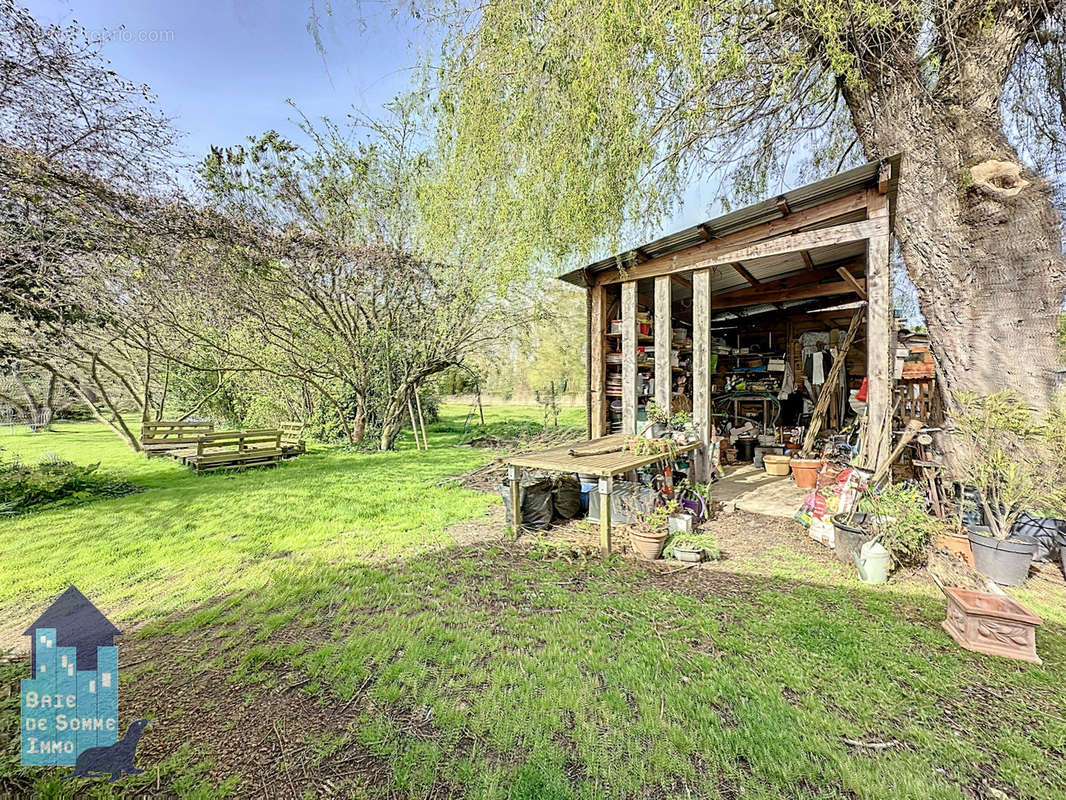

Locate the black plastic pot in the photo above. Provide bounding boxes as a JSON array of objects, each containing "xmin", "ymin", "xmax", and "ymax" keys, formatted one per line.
[
  {"xmin": 968, "ymin": 530, "xmax": 1036, "ymax": 586},
  {"xmin": 832, "ymin": 513, "xmax": 873, "ymax": 564},
  {"xmin": 735, "ymin": 438, "xmax": 758, "ymax": 462}
]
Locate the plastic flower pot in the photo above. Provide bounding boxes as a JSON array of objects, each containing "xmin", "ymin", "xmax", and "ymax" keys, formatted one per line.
[
  {"xmin": 791, "ymin": 458, "xmax": 822, "ymax": 490},
  {"xmin": 968, "ymin": 530, "xmax": 1036, "ymax": 586},
  {"xmin": 630, "ymin": 530, "xmax": 667, "ymax": 560},
  {"xmin": 762, "ymin": 454, "xmax": 792, "ymax": 477},
  {"xmin": 831, "ymin": 513, "xmax": 873, "ymax": 564},
  {"xmin": 735, "ymin": 438, "xmax": 758, "ymax": 462}
]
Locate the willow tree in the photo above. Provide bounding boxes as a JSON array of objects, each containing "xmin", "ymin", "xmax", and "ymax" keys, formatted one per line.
[{"xmin": 424, "ymin": 0, "xmax": 1066, "ymax": 412}]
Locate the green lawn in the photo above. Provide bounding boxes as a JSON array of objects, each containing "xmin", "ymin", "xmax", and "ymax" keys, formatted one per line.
[{"xmin": 2, "ymin": 406, "xmax": 1065, "ymax": 799}]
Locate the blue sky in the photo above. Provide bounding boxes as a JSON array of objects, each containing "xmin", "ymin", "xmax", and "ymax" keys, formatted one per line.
[
  {"xmin": 26, "ymin": 0, "xmax": 424, "ymax": 162},
  {"xmin": 24, "ymin": 0, "xmax": 819, "ymax": 240}
]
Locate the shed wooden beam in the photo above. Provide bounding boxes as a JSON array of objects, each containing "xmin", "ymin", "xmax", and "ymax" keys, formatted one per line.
[
  {"xmin": 865, "ymin": 189, "xmax": 893, "ymax": 468},
  {"xmin": 670, "ymin": 273, "xmax": 692, "ymax": 289},
  {"xmin": 692, "ymin": 268, "xmax": 714, "ymax": 482},
  {"xmin": 878, "ymin": 162, "xmax": 892, "ymax": 194},
  {"xmin": 595, "ymin": 191, "xmax": 871, "ymax": 285},
  {"xmin": 621, "ymin": 281, "xmax": 638, "ymax": 435},
  {"xmin": 714, "ymin": 279, "xmax": 860, "ymax": 310},
  {"xmin": 801, "ymin": 250, "xmax": 815, "ymax": 270},
  {"xmin": 654, "ymin": 277, "xmax": 672, "ymax": 416},
  {"xmin": 836, "ymin": 264, "xmax": 868, "ymax": 300},
  {"xmin": 589, "ymin": 284, "xmax": 608, "ymax": 438},
  {"xmin": 732, "ymin": 262, "xmax": 759, "ymax": 287}
]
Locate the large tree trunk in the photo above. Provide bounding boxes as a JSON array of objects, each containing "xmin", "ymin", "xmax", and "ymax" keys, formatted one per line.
[{"xmin": 845, "ymin": 74, "xmax": 1066, "ymax": 414}]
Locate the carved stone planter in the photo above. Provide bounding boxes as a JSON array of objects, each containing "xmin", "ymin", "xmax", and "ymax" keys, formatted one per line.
[{"xmin": 941, "ymin": 586, "xmax": 1043, "ymax": 664}]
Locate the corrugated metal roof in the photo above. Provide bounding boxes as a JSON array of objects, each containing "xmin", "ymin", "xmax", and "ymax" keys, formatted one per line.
[{"xmin": 558, "ymin": 154, "xmax": 900, "ymax": 287}]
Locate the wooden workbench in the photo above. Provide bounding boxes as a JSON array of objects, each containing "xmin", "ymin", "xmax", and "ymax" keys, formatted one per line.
[{"xmin": 503, "ymin": 434, "xmax": 704, "ymax": 555}]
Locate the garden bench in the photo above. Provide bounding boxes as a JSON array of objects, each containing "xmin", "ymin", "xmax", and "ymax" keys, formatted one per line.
[
  {"xmin": 140, "ymin": 421, "xmax": 214, "ymax": 457},
  {"xmin": 279, "ymin": 421, "xmax": 306, "ymax": 457},
  {"xmin": 183, "ymin": 429, "xmax": 283, "ymax": 473}
]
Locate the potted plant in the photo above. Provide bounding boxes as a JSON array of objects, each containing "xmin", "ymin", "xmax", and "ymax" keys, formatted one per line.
[
  {"xmin": 950, "ymin": 392, "xmax": 1066, "ymax": 586},
  {"xmin": 628, "ymin": 501, "xmax": 672, "ymax": 560},
  {"xmin": 847, "ymin": 483, "xmax": 940, "ymax": 573},
  {"xmin": 644, "ymin": 400, "xmax": 671, "ymax": 438},
  {"xmin": 663, "ymin": 530, "xmax": 720, "ymax": 563}
]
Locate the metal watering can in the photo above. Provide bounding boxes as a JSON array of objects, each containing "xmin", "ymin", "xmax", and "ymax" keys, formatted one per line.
[{"xmin": 852, "ymin": 540, "xmax": 892, "ymax": 585}]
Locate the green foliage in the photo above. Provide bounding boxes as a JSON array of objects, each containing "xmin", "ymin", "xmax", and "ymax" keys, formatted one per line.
[
  {"xmin": 857, "ymin": 482, "xmax": 943, "ymax": 566},
  {"xmin": 951, "ymin": 391, "xmax": 1066, "ymax": 538},
  {"xmin": 0, "ymin": 451, "xmax": 140, "ymax": 514},
  {"xmin": 662, "ymin": 529, "xmax": 720, "ymax": 560},
  {"xmin": 425, "ymin": 0, "xmax": 931, "ymax": 274}
]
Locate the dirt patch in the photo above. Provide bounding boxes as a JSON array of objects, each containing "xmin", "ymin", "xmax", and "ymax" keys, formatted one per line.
[{"xmin": 118, "ymin": 631, "xmax": 396, "ymax": 798}]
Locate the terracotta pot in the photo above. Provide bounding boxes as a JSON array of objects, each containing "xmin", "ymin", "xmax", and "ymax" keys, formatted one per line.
[
  {"xmin": 791, "ymin": 458, "xmax": 822, "ymax": 491},
  {"xmin": 934, "ymin": 529, "xmax": 974, "ymax": 567},
  {"xmin": 630, "ymin": 530, "xmax": 667, "ymax": 560},
  {"xmin": 941, "ymin": 585, "xmax": 1043, "ymax": 664}
]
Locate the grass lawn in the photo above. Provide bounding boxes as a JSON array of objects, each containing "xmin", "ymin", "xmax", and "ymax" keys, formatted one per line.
[{"xmin": 2, "ymin": 405, "xmax": 1065, "ymax": 799}]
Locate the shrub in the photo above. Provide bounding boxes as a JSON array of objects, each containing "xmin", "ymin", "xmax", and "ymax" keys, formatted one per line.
[
  {"xmin": 858, "ymin": 482, "xmax": 943, "ymax": 567},
  {"xmin": 951, "ymin": 391, "xmax": 1066, "ymax": 538},
  {"xmin": 0, "ymin": 452, "xmax": 142, "ymax": 514}
]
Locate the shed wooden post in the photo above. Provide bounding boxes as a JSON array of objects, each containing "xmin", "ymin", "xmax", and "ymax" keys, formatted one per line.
[
  {"xmin": 598, "ymin": 475, "xmax": 613, "ymax": 554},
  {"xmin": 654, "ymin": 276, "xmax": 672, "ymax": 415},
  {"xmin": 692, "ymin": 268, "xmax": 714, "ymax": 481},
  {"xmin": 589, "ymin": 284, "xmax": 607, "ymax": 438},
  {"xmin": 621, "ymin": 281, "xmax": 638, "ymax": 435},
  {"xmin": 507, "ymin": 464, "xmax": 521, "ymax": 533},
  {"xmin": 865, "ymin": 190, "xmax": 893, "ymax": 466}
]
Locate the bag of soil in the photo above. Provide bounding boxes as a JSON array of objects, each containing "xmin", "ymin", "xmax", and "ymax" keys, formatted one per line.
[
  {"xmin": 552, "ymin": 475, "xmax": 583, "ymax": 520},
  {"xmin": 498, "ymin": 477, "xmax": 554, "ymax": 530}
]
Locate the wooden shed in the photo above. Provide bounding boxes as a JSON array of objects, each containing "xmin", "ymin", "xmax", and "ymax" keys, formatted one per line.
[{"xmin": 557, "ymin": 156, "xmax": 902, "ymax": 480}]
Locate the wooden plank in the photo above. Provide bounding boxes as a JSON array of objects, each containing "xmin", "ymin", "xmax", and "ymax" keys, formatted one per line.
[
  {"xmin": 654, "ymin": 276, "xmax": 672, "ymax": 415},
  {"xmin": 692, "ymin": 268, "xmax": 714, "ymax": 481},
  {"xmin": 713, "ymin": 277, "xmax": 862, "ymax": 310},
  {"xmin": 508, "ymin": 464, "xmax": 521, "ymax": 532},
  {"xmin": 836, "ymin": 265, "xmax": 868, "ymax": 300},
  {"xmin": 682, "ymin": 217, "xmax": 888, "ymax": 276},
  {"xmin": 599, "ymin": 475, "xmax": 613, "ymax": 554},
  {"xmin": 590, "ymin": 284, "xmax": 607, "ymax": 438},
  {"xmin": 621, "ymin": 281, "xmax": 638, "ymax": 435},
  {"xmin": 801, "ymin": 251, "xmax": 815, "ymax": 270},
  {"xmin": 595, "ymin": 190, "xmax": 869, "ymax": 285},
  {"xmin": 865, "ymin": 189, "xmax": 893, "ymax": 465},
  {"xmin": 732, "ymin": 263, "xmax": 759, "ymax": 286},
  {"xmin": 505, "ymin": 434, "xmax": 703, "ymax": 476}
]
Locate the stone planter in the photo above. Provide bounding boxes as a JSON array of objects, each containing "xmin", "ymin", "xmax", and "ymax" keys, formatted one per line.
[
  {"xmin": 673, "ymin": 545, "xmax": 704, "ymax": 563},
  {"xmin": 941, "ymin": 586, "xmax": 1043, "ymax": 664}
]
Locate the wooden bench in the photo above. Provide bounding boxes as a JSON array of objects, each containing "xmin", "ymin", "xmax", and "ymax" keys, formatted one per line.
[
  {"xmin": 279, "ymin": 421, "xmax": 306, "ymax": 457},
  {"xmin": 140, "ymin": 421, "xmax": 215, "ymax": 458},
  {"xmin": 183, "ymin": 429, "xmax": 283, "ymax": 473}
]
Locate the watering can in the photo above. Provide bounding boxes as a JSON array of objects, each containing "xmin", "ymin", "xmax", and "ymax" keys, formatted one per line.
[{"xmin": 852, "ymin": 540, "xmax": 891, "ymax": 585}]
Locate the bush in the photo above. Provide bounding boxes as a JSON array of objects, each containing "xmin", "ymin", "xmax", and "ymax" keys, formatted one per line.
[
  {"xmin": 858, "ymin": 482, "xmax": 944, "ymax": 567},
  {"xmin": 951, "ymin": 391, "xmax": 1066, "ymax": 538},
  {"xmin": 0, "ymin": 452, "xmax": 142, "ymax": 514}
]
